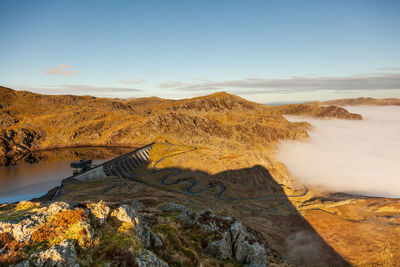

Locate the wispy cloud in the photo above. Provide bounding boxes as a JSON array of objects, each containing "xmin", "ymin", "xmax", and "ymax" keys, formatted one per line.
[
  {"xmin": 376, "ymin": 67, "xmax": 400, "ymax": 72},
  {"xmin": 60, "ymin": 84, "xmax": 142, "ymax": 93},
  {"xmin": 159, "ymin": 72, "xmax": 400, "ymax": 94},
  {"xmin": 117, "ymin": 79, "xmax": 146, "ymax": 85},
  {"xmin": 44, "ymin": 64, "xmax": 79, "ymax": 76},
  {"xmin": 159, "ymin": 81, "xmax": 185, "ymax": 89}
]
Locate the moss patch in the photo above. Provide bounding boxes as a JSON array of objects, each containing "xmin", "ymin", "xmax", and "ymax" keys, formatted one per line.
[
  {"xmin": 76, "ymin": 217, "xmax": 143, "ymax": 266},
  {"xmin": 151, "ymin": 216, "xmax": 240, "ymax": 267},
  {"xmin": 15, "ymin": 201, "xmax": 40, "ymax": 211},
  {"xmin": 0, "ymin": 203, "xmax": 39, "ymax": 223}
]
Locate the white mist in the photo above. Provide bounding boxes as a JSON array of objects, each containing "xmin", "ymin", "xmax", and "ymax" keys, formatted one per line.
[{"xmin": 277, "ymin": 106, "xmax": 400, "ymax": 198}]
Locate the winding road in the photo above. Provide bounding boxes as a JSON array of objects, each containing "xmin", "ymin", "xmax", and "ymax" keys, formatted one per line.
[{"xmin": 150, "ymin": 142, "xmax": 308, "ymax": 201}]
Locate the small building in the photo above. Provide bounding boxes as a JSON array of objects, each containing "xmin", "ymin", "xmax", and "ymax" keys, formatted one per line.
[{"xmin": 70, "ymin": 159, "xmax": 92, "ymax": 175}]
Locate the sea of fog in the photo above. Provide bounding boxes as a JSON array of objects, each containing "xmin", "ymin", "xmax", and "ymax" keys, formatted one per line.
[{"xmin": 277, "ymin": 106, "xmax": 400, "ymax": 198}]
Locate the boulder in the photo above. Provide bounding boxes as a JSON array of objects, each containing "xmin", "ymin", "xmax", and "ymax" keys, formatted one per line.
[
  {"xmin": 134, "ymin": 249, "xmax": 169, "ymax": 267},
  {"xmin": 31, "ymin": 202, "xmax": 71, "ymax": 224},
  {"xmin": 110, "ymin": 204, "xmax": 139, "ymax": 226},
  {"xmin": 178, "ymin": 208, "xmax": 230, "ymax": 232},
  {"xmin": 25, "ymin": 240, "xmax": 79, "ymax": 267},
  {"xmin": 138, "ymin": 225, "xmax": 163, "ymax": 248},
  {"xmin": 10, "ymin": 218, "xmax": 36, "ymax": 243},
  {"xmin": 88, "ymin": 200, "xmax": 110, "ymax": 225},
  {"xmin": 129, "ymin": 200, "xmax": 144, "ymax": 211},
  {"xmin": 111, "ymin": 203, "xmax": 163, "ymax": 248},
  {"xmin": 205, "ymin": 220, "xmax": 267, "ymax": 267},
  {"xmin": 177, "ymin": 207, "xmax": 267, "ymax": 266},
  {"xmin": 159, "ymin": 202, "xmax": 185, "ymax": 212}
]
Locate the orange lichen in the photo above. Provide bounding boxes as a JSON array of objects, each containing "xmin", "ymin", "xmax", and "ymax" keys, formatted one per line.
[
  {"xmin": 0, "ymin": 250, "xmax": 24, "ymax": 265},
  {"xmin": 31, "ymin": 209, "xmax": 87, "ymax": 244},
  {"xmin": 0, "ymin": 233, "xmax": 30, "ymax": 265}
]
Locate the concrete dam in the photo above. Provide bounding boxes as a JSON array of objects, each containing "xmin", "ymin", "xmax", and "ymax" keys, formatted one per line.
[
  {"xmin": 52, "ymin": 143, "xmax": 153, "ymax": 200},
  {"xmin": 73, "ymin": 143, "xmax": 153, "ymax": 181}
]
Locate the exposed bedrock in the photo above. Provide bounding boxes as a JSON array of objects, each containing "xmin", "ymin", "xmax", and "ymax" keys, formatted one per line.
[{"xmin": 0, "ymin": 200, "xmax": 282, "ymax": 266}]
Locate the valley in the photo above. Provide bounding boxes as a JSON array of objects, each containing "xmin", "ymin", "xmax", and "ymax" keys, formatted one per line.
[{"xmin": 1, "ymin": 86, "xmax": 400, "ymax": 266}]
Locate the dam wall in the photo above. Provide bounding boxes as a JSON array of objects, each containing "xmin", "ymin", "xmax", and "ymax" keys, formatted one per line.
[
  {"xmin": 52, "ymin": 143, "xmax": 154, "ymax": 200},
  {"xmin": 74, "ymin": 143, "xmax": 153, "ymax": 181},
  {"xmin": 73, "ymin": 165, "xmax": 107, "ymax": 181}
]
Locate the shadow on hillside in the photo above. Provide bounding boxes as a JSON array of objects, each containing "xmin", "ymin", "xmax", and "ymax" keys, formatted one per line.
[
  {"xmin": 136, "ymin": 163, "xmax": 350, "ymax": 266},
  {"xmin": 44, "ymin": 162, "xmax": 349, "ymax": 266}
]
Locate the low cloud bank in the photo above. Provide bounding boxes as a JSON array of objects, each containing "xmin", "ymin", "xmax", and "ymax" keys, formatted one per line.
[
  {"xmin": 277, "ymin": 106, "xmax": 400, "ymax": 198},
  {"xmin": 161, "ymin": 71, "xmax": 400, "ymax": 93}
]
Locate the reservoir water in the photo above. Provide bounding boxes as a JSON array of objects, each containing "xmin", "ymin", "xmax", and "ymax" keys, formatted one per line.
[{"xmin": 0, "ymin": 146, "xmax": 134, "ymax": 204}]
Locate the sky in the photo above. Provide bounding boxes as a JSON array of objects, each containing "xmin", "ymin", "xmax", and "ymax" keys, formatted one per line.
[{"xmin": 1, "ymin": 0, "xmax": 400, "ymax": 103}]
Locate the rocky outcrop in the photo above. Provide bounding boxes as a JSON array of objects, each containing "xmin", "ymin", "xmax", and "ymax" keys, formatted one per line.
[
  {"xmin": 87, "ymin": 201, "xmax": 110, "ymax": 225},
  {"xmin": 0, "ymin": 199, "xmax": 287, "ymax": 266},
  {"xmin": 272, "ymin": 102, "xmax": 362, "ymax": 120},
  {"xmin": 0, "ymin": 201, "xmax": 166, "ymax": 266},
  {"xmin": 25, "ymin": 240, "xmax": 79, "ymax": 267},
  {"xmin": 167, "ymin": 92, "xmax": 267, "ymax": 112},
  {"xmin": 134, "ymin": 249, "xmax": 168, "ymax": 267},
  {"xmin": 0, "ymin": 202, "xmax": 73, "ymax": 244},
  {"xmin": 0, "ymin": 113, "xmax": 18, "ymax": 128},
  {"xmin": 145, "ymin": 112, "xmax": 232, "ymax": 140},
  {"xmin": 205, "ymin": 221, "xmax": 267, "ymax": 267},
  {"xmin": 176, "ymin": 206, "xmax": 268, "ymax": 267},
  {"xmin": 313, "ymin": 106, "xmax": 362, "ymax": 120},
  {"xmin": 109, "ymin": 204, "xmax": 163, "ymax": 249},
  {"xmin": 159, "ymin": 202, "xmax": 185, "ymax": 212},
  {"xmin": 110, "ymin": 204, "xmax": 140, "ymax": 225},
  {"xmin": 0, "ymin": 128, "xmax": 43, "ymax": 166}
]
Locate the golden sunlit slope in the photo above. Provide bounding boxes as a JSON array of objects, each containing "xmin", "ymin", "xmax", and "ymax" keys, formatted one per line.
[
  {"xmin": 271, "ymin": 102, "xmax": 363, "ymax": 119},
  {"xmin": 324, "ymin": 97, "xmax": 400, "ymax": 106},
  {"xmin": 0, "ymin": 87, "xmax": 308, "ymax": 167}
]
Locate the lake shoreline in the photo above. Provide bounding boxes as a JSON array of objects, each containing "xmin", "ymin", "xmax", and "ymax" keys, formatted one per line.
[
  {"xmin": 0, "ymin": 146, "xmax": 137, "ymax": 204},
  {"xmin": 0, "ymin": 144, "xmax": 139, "ymax": 167}
]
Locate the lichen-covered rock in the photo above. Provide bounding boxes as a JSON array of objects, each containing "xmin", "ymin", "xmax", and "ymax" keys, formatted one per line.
[
  {"xmin": 42, "ymin": 202, "xmax": 71, "ymax": 217},
  {"xmin": 0, "ymin": 202, "xmax": 73, "ymax": 244},
  {"xmin": 242, "ymin": 243, "xmax": 267, "ymax": 267},
  {"xmin": 110, "ymin": 204, "xmax": 140, "ymax": 226},
  {"xmin": 205, "ymin": 231, "xmax": 232, "ymax": 259},
  {"xmin": 177, "ymin": 207, "xmax": 197, "ymax": 225},
  {"xmin": 138, "ymin": 225, "xmax": 163, "ymax": 248},
  {"xmin": 178, "ymin": 208, "xmax": 230, "ymax": 232},
  {"xmin": 159, "ymin": 202, "xmax": 185, "ymax": 212},
  {"xmin": 1, "ymin": 200, "xmax": 271, "ymax": 266},
  {"xmin": 134, "ymin": 248, "xmax": 169, "ymax": 267},
  {"xmin": 111, "ymin": 203, "xmax": 163, "ymax": 248},
  {"xmin": 87, "ymin": 200, "xmax": 110, "ymax": 225},
  {"xmin": 129, "ymin": 200, "xmax": 144, "ymax": 211},
  {"xmin": 10, "ymin": 218, "xmax": 36, "ymax": 243},
  {"xmin": 206, "ymin": 221, "xmax": 267, "ymax": 267},
  {"xmin": 25, "ymin": 240, "xmax": 79, "ymax": 267},
  {"xmin": 0, "ymin": 222, "xmax": 13, "ymax": 235},
  {"xmin": 31, "ymin": 202, "xmax": 71, "ymax": 225}
]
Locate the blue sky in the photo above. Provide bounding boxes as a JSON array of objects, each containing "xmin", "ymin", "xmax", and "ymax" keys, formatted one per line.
[{"xmin": 1, "ymin": 0, "xmax": 399, "ymax": 103}]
